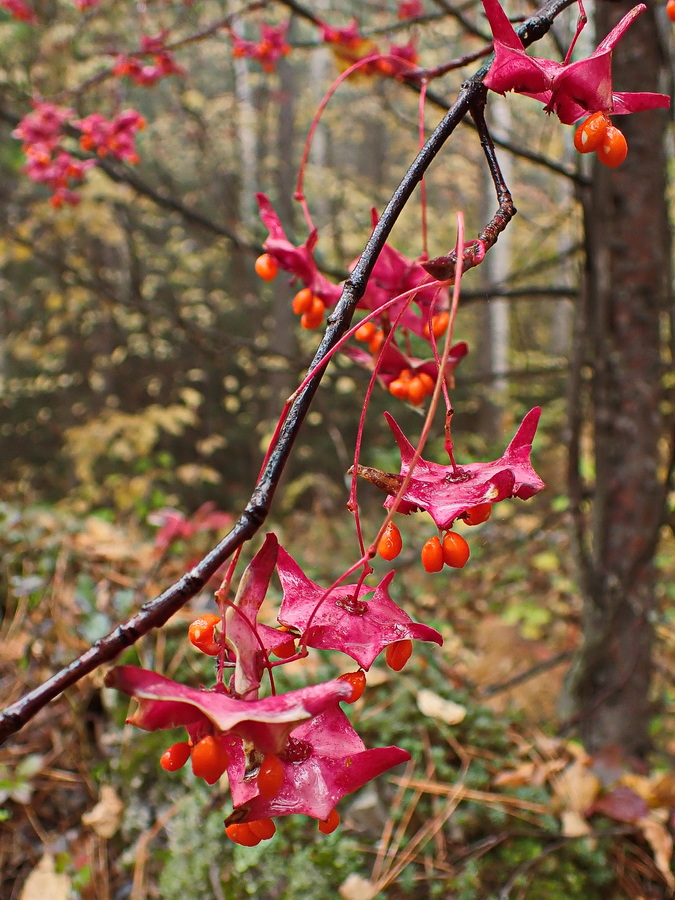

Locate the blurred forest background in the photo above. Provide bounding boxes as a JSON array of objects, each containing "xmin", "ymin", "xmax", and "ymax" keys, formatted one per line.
[{"xmin": 0, "ymin": 0, "xmax": 674, "ymax": 897}]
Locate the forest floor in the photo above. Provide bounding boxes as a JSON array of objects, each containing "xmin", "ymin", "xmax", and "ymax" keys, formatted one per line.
[{"xmin": 2, "ymin": 497, "xmax": 675, "ymax": 899}]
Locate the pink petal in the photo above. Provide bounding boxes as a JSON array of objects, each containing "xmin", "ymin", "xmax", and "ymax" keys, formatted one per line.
[
  {"xmin": 105, "ymin": 666, "xmax": 352, "ymax": 754},
  {"xmin": 226, "ymin": 533, "xmax": 279, "ymax": 696},
  {"xmin": 594, "ymin": 4, "xmax": 646, "ymax": 54},
  {"xmin": 610, "ymin": 92, "xmax": 672, "ymax": 115},
  {"xmin": 277, "ymin": 547, "xmax": 442, "ymax": 669},
  {"xmin": 484, "ymin": 44, "xmax": 553, "ymax": 96},
  {"xmin": 256, "ymin": 193, "xmax": 341, "ymax": 307},
  {"xmin": 548, "ymin": 54, "xmax": 614, "ymax": 123},
  {"xmin": 481, "ymin": 0, "xmax": 524, "ymax": 50},
  {"xmin": 228, "ymin": 707, "xmax": 410, "ymax": 821},
  {"xmin": 382, "ymin": 407, "xmax": 544, "ymax": 530}
]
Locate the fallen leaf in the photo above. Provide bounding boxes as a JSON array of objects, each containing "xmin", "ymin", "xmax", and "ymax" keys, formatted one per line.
[
  {"xmin": 589, "ymin": 786, "xmax": 649, "ymax": 824},
  {"xmin": 494, "ymin": 757, "xmax": 565, "ymax": 789},
  {"xmin": 648, "ymin": 772, "xmax": 675, "ymax": 809},
  {"xmin": 82, "ymin": 784, "xmax": 124, "ymax": 838},
  {"xmin": 638, "ymin": 814, "xmax": 675, "ymax": 890},
  {"xmin": 552, "ymin": 759, "xmax": 601, "ymax": 813},
  {"xmin": 19, "ymin": 854, "xmax": 71, "ymax": 900},
  {"xmin": 565, "ymin": 741, "xmax": 591, "ymax": 764},
  {"xmin": 416, "ymin": 689, "xmax": 466, "ymax": 725},
  {"xmin": 619, "ymin": 773, "xmax": 654, "ymax": 803},
  {"xmin": 560, "ymin": 809, "xmax": 592, "ymax": 837},
  {"xmin": 493, "ymin": 762, "xmax": 537, "ymax": 788}
]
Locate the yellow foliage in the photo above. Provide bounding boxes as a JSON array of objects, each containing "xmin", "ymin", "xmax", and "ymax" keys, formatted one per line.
[
  {"xmin": 63, "ymin": 404, "xmax": 197, "ymax": 501},
  {"xmin": 175, "ymin": 463, "xmax": 221, "ymax": 486},
  {"xmin": 11, "ymin": 243, "xmax": 32, "ymax": 262}
]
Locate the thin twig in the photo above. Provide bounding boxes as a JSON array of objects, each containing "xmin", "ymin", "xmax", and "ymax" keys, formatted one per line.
[{"xmin": 479, "ymin": 651, "xmax": 574, "ymax": 699}]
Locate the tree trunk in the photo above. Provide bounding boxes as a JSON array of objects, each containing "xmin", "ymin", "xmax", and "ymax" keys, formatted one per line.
[{"xmin": 564, "ymin": 2, "xmax": 672, "ymax": 756}]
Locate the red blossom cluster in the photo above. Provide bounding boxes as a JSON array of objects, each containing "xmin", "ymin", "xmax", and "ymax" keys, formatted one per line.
[
  {"xmin": 149, "ymin": 502, "xmax": 234, "ymax": 554},
  {"xmin": 398, "ymin": 0, "xmax": 424, "ymax": 17},
  {"xmin": 255, "ymin": 194, "xmax": 473, "ymax": 399},
  {"xmin": 1, "ymin": 0, "xmax": 36, "ymax": 22},
  {"xmin": 76, "ymin": 109, "xmax": 146, "ymax": 163},
  {"xmin": 107, "ymin": 401, "xmax": 546, "ymax": 842},
  {"xmin": 114, "ymin": 33, "xmax": 185, "ymax": 86},
  {"xmin": 13, "ymin": 101, "xmax": 145, "ymax": 205},
  {"xmin": 230, "ymin": 22, "xmax": 291, "ymax": 72},
  {"xmin": 106, "ymin": 533, "xmax": 444, "ymax": 841},
  {"xmin": 481, "ymin": 0, "xmax": 669, "ymax": 164},
  {"xmin": 13, "ymin": 103, "xmax": 92, "ymax": 206},
  {"xmin": 320, "ymin": 18, "xmax": 419, "ymax": 78}
]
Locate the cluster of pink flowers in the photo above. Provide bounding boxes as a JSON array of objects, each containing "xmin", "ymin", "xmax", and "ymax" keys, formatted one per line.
[
  {"xmin": 480, "ymin": 0, "xmax": 669, "ymax": 164},
  {"xmin": 1, "ymin": 0, "xmax": 36, "ymax": 23},
  {"xmin": 255, "ymin": 193, "xmax": 476, "ymax": 400},
  {"xmin": 107, "ymin": 401, "xmax": 545, "ymax": 841},
  {"xmin": 398, "ymin": 0, "xmax": 424, "ymax": 18},
  {"xmin": 319, "ymin": 18, "xmax": 419, "ymax": 78},
  {"xmin": 106, "ymin": 534, "xmax": 441, "ymax": 838},
  {"xmin": 149, "ymin": 502, "xmax": 234, "ymax": 554},
  {"xmin": 76, "ymin": 109, "xmax": 146, "ymax": 163},
  {"xmin": 13, "ymin": 101, "xmax": 145, "ymax": 205},
  {"xmin": 230, "ymin": 22, "xmax": 291, "ymax": 72},
  {"xmin": 13, "ymin": 102, "xmax": 92, "ymax": 206},
  {"xmin": 1, "ymin": 0, "xmax": 103, "ymax": 22},
  {"xmin": 114, "ymin": 33, "xmax": 185, "ymax": 86},
  {"xmin": 225, "ymin": 17, "xmax": 419, "ymax": 79}
]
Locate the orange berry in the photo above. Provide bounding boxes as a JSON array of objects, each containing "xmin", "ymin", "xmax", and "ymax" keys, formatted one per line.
[
  {"xmin": 188, "ymin": 613, "xmax": 221, "ymax": 656},
  {"xmin": 354, "ymin": 321, "xmax": 377, "ymax": 342},
  {"xmin": 225, "ymin": 823, "xmax": 261, "ymax": 846},
  {"xmin": 254, "ymin": 253, "xmax": 278, "ymax": 281},
  {"xmin": 300, "ymin": 296, "xmax": 325, "ymax": 330},
  {"xmin": 441, "ymin": 531, "xmax": 470, "ymax": 568},
  {"xmin": 417, "ymin": 371, "xmax": 435, "ymax": 393},
  {"xmin": 377, "ymin": 521, "xmax": 403, "ymax": 560},
  {"xmin": 338, "ymin": 670, "xmax": 367, "ymax": 703},
  {"xmin": 427, "ymin": 312, "xmax": 450, "ymax": 338},
  {"xmin": 667, "ymin": 0, "xmax": 675, "ymax": 21},
  {"xmin": 388, "ymin": 378, "xmax": 410, "ymax": 400},
  {"xmin": 257, "ymin": 754, "xmax": 284, "ymax": 798},
  {"xmin": 375, "ymin": 59, "xmax": 395, "ymax": 76},
  {"xmin": 421, "ymin": 536, "xmax": 444, "ymax": 572},
  {"xmin": 406, "ymin": 376, "xmax": 428, "ymax": 406},
  {"xmin": 160, "ymin": 741, "xmax": 191, "ymax": 772},
  {"xmin": 385, "ymin": 639, "xmax": 413, "ymax": 672},
  {"xmin": 597, "ymin": 125, "xmax": 628, "ymax": 168},
  {"xmin": 573, "ymin": 111, "xmax": 609, "ymax": 154},
  {"xmin": 248, "ymin": 818, "xmax": 276, "ymax": 840},
  {"xmin": 368, "ymin": 329, "xmax": 384, "ymax": 354},
  {"xmin": 292, "ymin": 288, "xmax": 314, "ymax": 314},
  {"xmin": 191, "ymin": 735, "xmax": 229, "ymax": 784},
  {"xmin": 463, "ymin": 502, "xmax": 492, "ymax": 526},
  {"xmin": 318, "ymin": 809, "xmax": 340, "ymax": 834}
]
